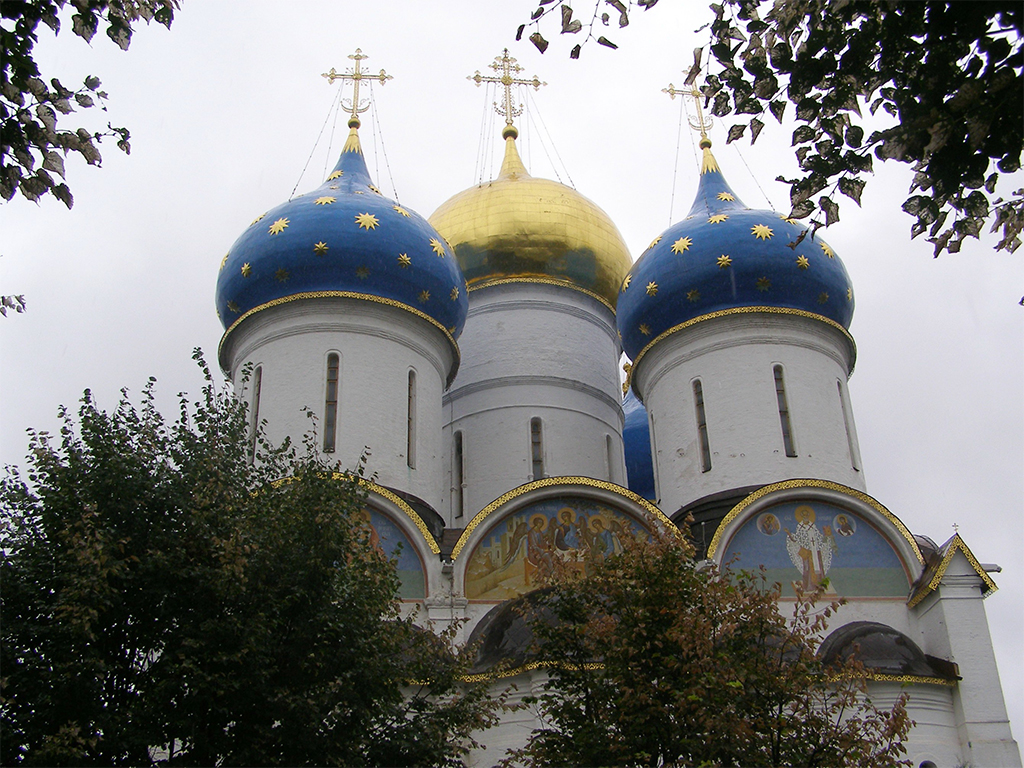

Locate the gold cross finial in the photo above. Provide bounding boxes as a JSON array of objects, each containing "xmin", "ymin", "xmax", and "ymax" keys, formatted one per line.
[
  {"xmin": 952, "ymin": 522, "xmax": 960, "ymax": 534},
  {"xmin": 664, "ymin": 82, "xmax": 713, "ymax": 146},
  {"xmin": 468, "ymin": 49, "xmax": 545, "ymax": 134},
  {"xmin": 322, "ymin": 49, "xmax": 392, "ymax": 127}
]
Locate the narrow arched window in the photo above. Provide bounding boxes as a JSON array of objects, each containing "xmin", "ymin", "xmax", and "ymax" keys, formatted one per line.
[
  {"xmin": 649, "ymin": 408, "xmax": 660, "ymax": 502},
  {"xmin": 838, "ymin": 380, "xmax": 861, "ymax": 470},
  {"xmin": 774, "ymin": 365, "xmax": 797, "ymax": 457},
  {"xmin": 693, "ymin": 379, "xmax": 712, "ymax": 472},
  {"xmin": 530, "ymin": 417, "xmax": 544, "ymax": 480},
  {"xmin": 407, "ymin": 370, "xmax": 417, "ymax": 469},
  {"xmin": 605, "ymin": 434, "xmax": 615, "ymax": 483},
  {"xmin": 453, "ymin": 431, "xmax": 465, "ymax": 518},
  {"xmin": 323, "ymin": 354, "xmax": 340, "ymax": 453},
  {"xmin": 249, "ymin": 366, "xmax": 262, "ymax": 463}
]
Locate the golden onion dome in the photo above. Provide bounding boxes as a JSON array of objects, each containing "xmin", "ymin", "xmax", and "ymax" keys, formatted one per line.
[{"xmin": 429, "ymin": 127, "xmax": 632, "ymax": 309}]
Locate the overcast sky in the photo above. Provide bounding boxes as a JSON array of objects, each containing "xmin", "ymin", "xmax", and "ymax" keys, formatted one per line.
[{"xmin": 1, "ymin": 0, "xmax": 1021, "ymax": 746}]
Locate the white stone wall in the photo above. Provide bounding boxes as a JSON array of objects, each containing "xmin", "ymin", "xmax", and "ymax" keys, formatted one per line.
[
  {"xmin": 442, "ymin": 283, "xmax": 626, "ymax": 524},
  {"xmin": 634, "ymin": 312, "xmax": 864, "ymax": 514},
  {"xmin": 221, "ymin": 297, "xmax": 454, "ymax": 511}
]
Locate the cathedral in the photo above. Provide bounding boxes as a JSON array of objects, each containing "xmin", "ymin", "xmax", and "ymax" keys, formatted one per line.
[{"xmin": 212, "ymin": 50, "xmax": 1019, "ymax": 767}]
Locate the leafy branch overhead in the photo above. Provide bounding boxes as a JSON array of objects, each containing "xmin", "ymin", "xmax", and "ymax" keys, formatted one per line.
[
  {"xmin": 1, "ymin": 0, "xmax": 178, "ymax": 208},
  {"xmin": 520, "ymin": 1, "xmax": 1023, "ymax": 259}
]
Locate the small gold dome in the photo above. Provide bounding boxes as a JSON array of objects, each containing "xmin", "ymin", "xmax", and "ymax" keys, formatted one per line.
[{"xmin": 429, "ymin": 135, "xmax": 632, "ymax": 309}]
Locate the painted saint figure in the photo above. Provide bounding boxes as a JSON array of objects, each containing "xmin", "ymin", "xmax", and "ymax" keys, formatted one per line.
[{"xmin": 784, "ymin": 505, "xmax": 836, "ymax": 591}]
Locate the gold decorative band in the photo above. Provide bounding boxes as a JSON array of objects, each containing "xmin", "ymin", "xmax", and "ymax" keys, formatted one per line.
[
  {"xmin": 353, "ymin": 476, "xmax": 442, "ymax": 555},
  {"xmin": 468, "ymin": 276, "xmax": 616, "ymax": 313},
  {"xmin": 907, "ymin": 534, "xmax": 998, "ymax": 608},
  {"xmin": 451, "ymin": 476, "xmax": 674, "ymax": 561},
  {"xmin": 627, "ymin": 306, "xmax": 856, "ymax": 399},
  {"xmin": 218, "ymin": 290, "xmax": 461, "ymax": 385}
]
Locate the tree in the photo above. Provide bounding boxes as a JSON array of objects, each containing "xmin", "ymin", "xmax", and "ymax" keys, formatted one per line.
[
  {"xmin": 0, "ymin": 353, "xmax": 499, "ymax": 766},
  {"xmin": 1, "ymin": 0, "xmax": 179, "ymax": 208},
  {"xmin": 520, "ymin": 1, "xmax": 1023, "ymax": 260},
  {"xmin": 505, "ymin": 531, "xmax": 911, "ymax": 768}
]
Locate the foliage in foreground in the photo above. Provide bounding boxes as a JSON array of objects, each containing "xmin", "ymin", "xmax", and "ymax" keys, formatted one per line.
[
  {"xmin": 521, "ymin": 0, "xmax": 1023, "ymax": 261},
  {"xmin": 1, "ymin": 0, "xmax": 179, "ymax": 207},
  {"xmin": 507, "ymin": 531, "xmax": 912, "ymax": 768},
  {"xmin": 0, "ymin": 353, "xmax": 498, "ymax": 766}
]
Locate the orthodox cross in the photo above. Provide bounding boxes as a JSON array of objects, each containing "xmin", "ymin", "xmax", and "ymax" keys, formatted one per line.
[
  {"xmin": 468, "ymin": 49, "xmax": 545, "ymax": 128},
  {"xmin": 952, "ymin": 522, "xmax": 960, "ymax": 534},
  {"xmin": 664, "ymin": 82, "xmax": 713, "ymax": 143},
  {"xmin": 322, "ymin": 49, "xmax": 392, "ymax": 121}
]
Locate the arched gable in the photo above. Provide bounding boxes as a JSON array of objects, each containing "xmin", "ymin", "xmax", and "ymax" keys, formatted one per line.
[
  {"xmin": 452, "ymin": 476, "xmax": 674, "ymax": 602},
  {"xmin": 359, "ymin": 479, "xmax": 440, "ymax": 600},
  {"xmin": 707, "ymin": 480, "xmax": 924, "ymax": 601}
]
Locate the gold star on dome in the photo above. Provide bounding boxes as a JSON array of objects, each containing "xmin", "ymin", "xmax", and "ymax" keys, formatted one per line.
[
  {"xmin": 818, "ymin": 292, "xmax": 829, "ymax": 304},
  {"xmin": 672, "ymin": 236, "xmax": 693, "ymax": 254},
  {"xmin": 448, "ymin": 325, "xmax": 456, "ymax": 333},
  {"xmin": 717, "ymin": 254, "xmax": 732, "ymax": 269},
  {"xmin": 329, "ymin": 185, "xmax": 339, "ymax": 190},
  {"xmin": 429, "ymin": 238, "xmax": 446, "ymax": 257},
  {"xmin": 356, "ymin": 266, "xmax": 370, "ymax": 279},
  {"xmin": 779, "ymin": 214, "xmax": 799, "ymax": 224},
  {"xmin": 250, "ymin": 213, "xmax": 265, "ymax": 226},
  {"xmin": 368, "ymin": 184, "xmax": 381, "ymax": 195},
  {"xmin": 639, "ymin": 323, "xmax": 651, "ymax": 336},
  {"xmin": 847, "ymin": 287, "xmax": 853, "ymax": 301},
  {"xmin": 756, "ymin": 276, "xmax": 771, "ymax": 292},
  {"xmin": 450, "ymin": 286, "xmax": 460, "ymax": 301},
  {"xmin": 751, "ymin": 224, "xmax": 773, "ymax": 240},
  {"xmin": 327, "ymin": 170, "xmax": 344, "ymax": 181},
  {"xmin": 647, "ymin": 235, "xmax": 662, "ymax": 251},
  {"xmin": 687, "ymin": 289, "xmax": 700, "ymax": 302},
  {"xmin": 708, "ymin": 214, "xmax": 729, "ymax": 224},
  {"xmin": 314, "ymin": 241, "xmax": 328, "ymax": 255},
  {"xmin": 275, "ymin": 268, "xmax": 289, "ymax": 283},
  {"xmin": 268, "ymin": 217, "xmax": 289, "ymax": 235},
  {"xmin": 354, "ymin": 190, "xmax": 364, "ymax": 195},
  {"xmin": 418, "ymin": 290, "xmax": 430, "ymax": 303},
  {"xmin": 821, "ymin": 242, "xmax": 835, "ymax": 258},
  {"xmin": 355, "ymin": 212, "xmax": 379, "ymax": 230},
  {"xmin": 621, "ymin": 274, "xmax": 632, "ymax": 291},
  {"xmin": 397, "ymin": 253, "xmax": 412, "ymax": 268},
  {"xmin": 241, "ymin": 263, "xmax": 252, "ymax": 277},
  {"xmin": 315, "ymin": 196, "xmax": 336, "ymax": 206},
  {"xmin": 796, "ymin": 255, "xmax": 810, "ymax": 270},
  {"xmin": 227, "ymin": 300, "xmax": 240, "ymax": 313},
  {"xmin": 717, "ymin": 192, "xmax": 735, "ymax": 201},
  {"xmin": 393, "ymin": 205, "xmax": 411, "ymax": 217},
  {"xmin": 646, "ymin": 281, "xmax": 658, "ymax": 296},
  {"xmin": 219, "ymin": 254, "xmax": 228, "ymax": 271}
]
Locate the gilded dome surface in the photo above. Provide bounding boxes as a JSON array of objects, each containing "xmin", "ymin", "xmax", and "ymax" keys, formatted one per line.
[
  {"xmin": 216, "ymin": 123, "xmax": 469, "ymax": 353},
  {"xmin": 616, "ymin": 144, "xmax": 855, "ymax": 361},
  {"xmin": 429, "ymin": 132, "xmax": 631, "ymax": 308}
]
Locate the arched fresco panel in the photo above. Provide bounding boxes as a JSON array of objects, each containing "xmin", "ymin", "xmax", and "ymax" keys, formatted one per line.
[
  {"xmin": 364, "ymin": 509, "xmax": 426, "ymax": 600},
  {"xmin": 465, "ymin": 497, "xmax": 651, "ymax": 600},
  {"xmin": 721, "ymin": 500, "xmax": 910, "ymax": 598}
]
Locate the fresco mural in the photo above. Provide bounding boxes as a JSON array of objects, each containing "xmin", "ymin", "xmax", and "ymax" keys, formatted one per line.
[
  {"xmin": 363, "ymin": 509, "xmax": 426, "ymax": 600},
  {"xmin": 464, "ymin": 497, "xmax": 651, "ymax": 600},
  {"xmin": 722, "ymin": 501, "xmax": 910, "ymax": 598}
]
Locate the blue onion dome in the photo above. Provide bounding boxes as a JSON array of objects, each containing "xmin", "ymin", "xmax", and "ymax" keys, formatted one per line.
[
  {"xmin": 616, "ymin": 139, "xmax": 855, "ymax": 363},
  {"xmin": 622, "ymin": 390, "xmax": 656, "ymax": 501},
  {"xmin": 216, "ymin": 117, "xmax": 469, "ymax": 361},
  {"xmin": 429, "ymin": 125, "xmax": 632, "ymax": 310}
]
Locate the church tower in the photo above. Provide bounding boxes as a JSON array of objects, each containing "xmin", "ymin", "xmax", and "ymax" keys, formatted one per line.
[
  {"xmin": 214, "ymin": 53, "xmax": 468, "ymax": 512},
  {"xmin": 617, "ymin": 128, "xmax": 861, "ymax": 522},
  {"xmin": 429, "ymin": 51, "xmax": 633, "ymax": 525}
]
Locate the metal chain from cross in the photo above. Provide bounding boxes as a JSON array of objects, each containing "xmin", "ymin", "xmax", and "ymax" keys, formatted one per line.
[
  {"xmin": 664, "ymin": 82, "xmax": 713, "ymax": 144},
  {"xmin": 468, "ymin": 48, "xmax": 545, "ymax": 129},
  {"xmin": 322, "ymin": 48, "xmax": 393, "ymax": 124}
]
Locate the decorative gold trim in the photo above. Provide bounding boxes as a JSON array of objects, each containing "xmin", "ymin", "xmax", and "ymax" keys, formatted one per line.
[
  {"xmin": 451, "ymin": 476, "xmax": 675, "ymax": 561},
  {"xmin": 907, "ymin": 534, "xmax": 998, "ymax": 608},
  {"xmin": 863, "ymin": 673, "xmax": 957, "ymax": 687},
  {"xmin": 354, "ymin": 477, "xmax": 441, "ymax": 555},
  {"xmin": 705, "ymin": 479, "xmax": 924, "ymax": 566},
  {"xmin": 628, "ymin": 307, "xmax": 856, "ymax": 399},
  {"xmin": 460, "ymin": 660, "xmax": 603, "ymax": 684},
  {"xmin": 218, "ymin": 290, "xmax": 461, "ymax": 385},
  {"xmin": 467, "ymin": 277, "xmax": 616, "ymax": 313}
]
